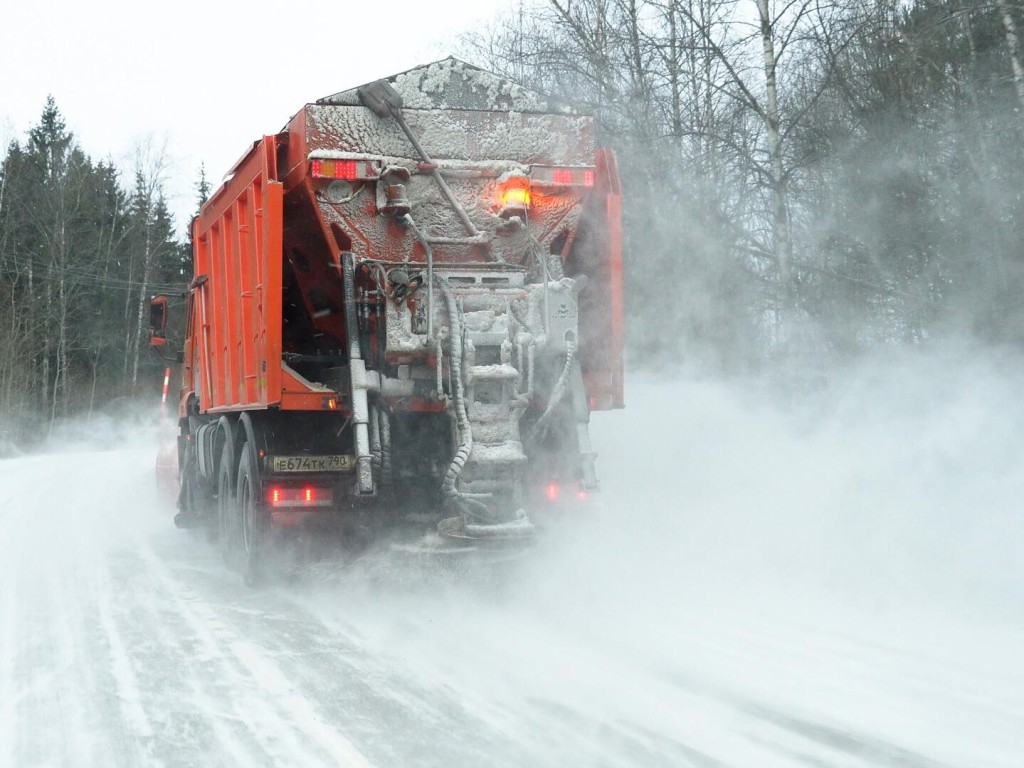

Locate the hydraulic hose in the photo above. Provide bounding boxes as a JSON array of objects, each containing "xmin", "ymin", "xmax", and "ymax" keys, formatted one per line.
[
  {"xmin": 436, "ymin": 277, "xmax": 498, "ymax": 525},
  {"xmin": 379, "ymin": 406, "xmax": 393, "ymax": 485},
  {"xmin": 532, "ymin": 335, "xmax": 577, "ymax": 442},
  {"xmin": 401, "ymin": 214, "xmax": 434, "ymax": 338}
]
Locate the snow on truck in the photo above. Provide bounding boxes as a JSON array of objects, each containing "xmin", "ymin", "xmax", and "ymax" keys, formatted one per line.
[{"xmin": 151, "ymin": 59, "xmax": 624, "ymax": 582}]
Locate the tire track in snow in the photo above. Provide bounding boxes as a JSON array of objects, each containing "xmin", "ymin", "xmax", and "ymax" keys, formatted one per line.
[
  {"xmin": 46, "ymin": 562, "xmax": 113, "ymax": 767},
  {"xmin": 152, "ymin": 536, "xmax": 550, "ymax": 768},
  {"xmin": 136, "ymin": 543, "xmax": 376, "ymax": 768},
  {"xmin": 228, "ymin": 637, "xmax": 377, "ymax": 767},
  {"xmin": 3, "ymin": 457, "xmax": 149, "ymax": 766},
  {"xmin": 275, "ymin": 587, "xmax": 567, "ymax": 768},
  {"xmin": 103, "ymin": 548, "xmax": 308, "ymax": 767},
  {"xmin": 285, "ymin": 580, "xmax": 766, "ymax": 768},
  {"xmin": 11, "ymin": 562, "xmax": 70, "ymax": 766},
  {"xmin": 93, "ymin": 557, "xmax": 160, "ymax": 765}
]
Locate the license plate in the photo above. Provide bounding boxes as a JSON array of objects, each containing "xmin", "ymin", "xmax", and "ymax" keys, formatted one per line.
[{"xmin": 269, "ymin": 455, "xmax": 354, "ymax": 473}]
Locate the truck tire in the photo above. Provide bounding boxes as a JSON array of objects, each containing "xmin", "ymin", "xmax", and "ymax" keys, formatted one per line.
[
  {"xmin": 176, "ymin": 442, "xmax": 217, "ymax": 539},
  {"xmin": 217, "ymin": 441, "xmax": 241, "ymax": 571},
  {"xmin": 237, "ymin": 442, "xmax": 269, "ymax": 587}
]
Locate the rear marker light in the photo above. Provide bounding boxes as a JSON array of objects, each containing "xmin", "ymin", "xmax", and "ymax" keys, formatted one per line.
[
  {"xmin": 529, "ymin": 165, "xmax": 597, "ymax": 187},
  {"xmin": 267, "ymin": 486, "xmax": 333, "ymax": 508},
  {"xmin": 311, "ymin": 159, "xmax": 380, "ymax": 181},
  {"xmin": 546, "ymin": 483, "xmax": 560, "ymax": 501}
]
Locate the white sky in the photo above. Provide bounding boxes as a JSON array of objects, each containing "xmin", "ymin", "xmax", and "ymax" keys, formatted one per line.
[{"xmin": 0, "ymin": 0, "xmax": 516, "ymax": 235}]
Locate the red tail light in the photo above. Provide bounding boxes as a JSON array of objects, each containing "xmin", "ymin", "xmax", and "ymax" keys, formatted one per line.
[
  {"xmin": 267, "ymin": 485, "xmax": 333, "ymax": 508},
  {"xmin": 546, "ymin": 483, "xmax": 560, "ymax": 501},
  {"xmin": 310, "ymin": 158, "xmax": 381, "ymax": 180},
  {"xmin": 529, "ymin": 165, "xmax": 596, "ymax": 187}
]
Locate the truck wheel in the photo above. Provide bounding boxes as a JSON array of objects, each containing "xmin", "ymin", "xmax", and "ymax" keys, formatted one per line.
[
  {"xmin": 237, "ymin": 442, "xmax": 269, "ymax": 587},
  {"xmin": 217, "ymin": 442, "xmax": 241, "ymax": 571},
  {"xmin": 177, "ymin": 443, "xmax": 216, "ymax": 539}
]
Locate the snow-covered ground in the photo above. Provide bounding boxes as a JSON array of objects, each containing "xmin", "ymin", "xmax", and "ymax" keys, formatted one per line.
[{"xmin": 3, "ymin": 359, "xmax": 1023, "ymax": 767}]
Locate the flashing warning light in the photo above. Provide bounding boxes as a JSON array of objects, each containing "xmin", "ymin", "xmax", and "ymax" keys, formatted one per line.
[
  {"xmin": 545, "ymin": 482, "xmax": 560, "ymax": 501},
  {"xmin": 501, "ymin": 186, "xmax": 531, "ymax": 209},
  {"xmin": 529, "ymin": 165, "xmax": 596, "ymax": 187},
  {"xmin": 311, "ymin": 158, "xmax": 381, "ymax": 181},
  {"xmin": 267, "ymin": 485, "xmax": 333, "ymax": 508}
]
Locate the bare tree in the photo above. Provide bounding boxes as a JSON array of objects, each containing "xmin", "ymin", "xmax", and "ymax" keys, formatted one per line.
[
  {"xmin": 123, "ymin": 136, "xmax": 175, "ymax": 393},
  {"xmin": 995, "ymin": 0, "xmax": 1024, "ymax": 110}
]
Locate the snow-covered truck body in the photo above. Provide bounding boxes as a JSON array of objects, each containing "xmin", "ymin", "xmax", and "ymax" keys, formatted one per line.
[{"xmin": 159, "ymin": 59, "xmax": 623, "ymax": 580}]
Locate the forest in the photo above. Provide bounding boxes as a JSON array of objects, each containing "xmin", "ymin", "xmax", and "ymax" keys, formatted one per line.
[
  {"xmin": 0, "ymin": 100, "xmax": 190, "ymax": 446},
  {"xmin": 465, "ymin": 0, "xmax": 1024, "ymax": 365},
  {"xmin": 1, "ymin": 0, "xmax": 1022, "ymax": 446}
]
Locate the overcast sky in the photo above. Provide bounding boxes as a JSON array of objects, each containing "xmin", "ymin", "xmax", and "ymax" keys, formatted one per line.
[{"xmin": 1, "ymin": 0, "xmax": 514, "ymax": 234}]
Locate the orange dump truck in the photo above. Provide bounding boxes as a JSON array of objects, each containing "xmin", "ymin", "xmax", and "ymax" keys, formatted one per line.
[{"xmin": 153, "ymin": 59, "xmax": 623, "ymax": 582}]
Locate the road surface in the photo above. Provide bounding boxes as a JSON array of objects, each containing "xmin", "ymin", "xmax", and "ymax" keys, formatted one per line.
[{"xmin": 3, "ymin": 375, "xmax": 1023, "ymax": 767}]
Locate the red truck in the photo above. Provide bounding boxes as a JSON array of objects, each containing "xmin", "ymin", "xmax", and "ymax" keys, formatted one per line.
[{"xmin": 152, "ymin": 59, "xmax": 624, "ymax": 583}]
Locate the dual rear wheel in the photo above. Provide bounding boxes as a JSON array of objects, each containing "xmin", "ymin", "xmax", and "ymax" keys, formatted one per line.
[{"xmin": 218, "ymin": 441, "xmax": 270, "ymax": 586}]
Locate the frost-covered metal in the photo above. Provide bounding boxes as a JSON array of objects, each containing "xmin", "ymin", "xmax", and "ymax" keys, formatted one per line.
[
  {"xmin": 319, "ymin": 57, "xmax": 576, "ymax": 115},
  {"xmin": 166, "ymin": 60, "xmax": 623, "ymax": 579}
]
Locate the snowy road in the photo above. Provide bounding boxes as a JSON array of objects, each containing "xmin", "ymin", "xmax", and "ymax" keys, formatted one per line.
[{"xmin": 3, "ymin": 370, "xmax": 1024, "ymax": 767}]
